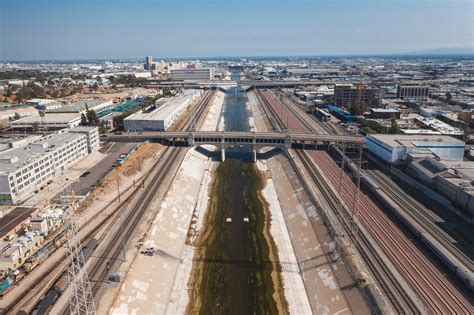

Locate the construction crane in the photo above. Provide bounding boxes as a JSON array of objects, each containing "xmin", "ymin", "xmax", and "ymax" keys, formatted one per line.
[
  {"xmin": 63, "ymin": 189, "xmax": 96, "ymax": 315},
  {"xmin": 356, "ymin": 67, "xmax": 366, "ymax": 114}
]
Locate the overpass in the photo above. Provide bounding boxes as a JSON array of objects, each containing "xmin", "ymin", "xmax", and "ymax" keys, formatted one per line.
[
  {"xmin": 104, "ymin": 131, "xmax": 364, "ymax": 162},
  {"xmin": 145, "ymin": 80, "xmax": 350, "ymax": 89}
]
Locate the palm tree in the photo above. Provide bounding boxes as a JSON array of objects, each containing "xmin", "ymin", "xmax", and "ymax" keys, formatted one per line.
[{"xmin": 39, "ymin": 110, "xmax": 46, "ymax": 133}]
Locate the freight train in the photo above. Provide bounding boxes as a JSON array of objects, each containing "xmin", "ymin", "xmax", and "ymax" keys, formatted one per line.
[
  {"xmin": 30, "ymin": 239, "xmax": 98, "ymax": 314},
  {"xmin": 331, "ymin": 147, "xmax": 474, "ymax": 291}
]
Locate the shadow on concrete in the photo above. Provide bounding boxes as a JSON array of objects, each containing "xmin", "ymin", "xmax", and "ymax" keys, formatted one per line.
[{"xmin": 257, "ymin": 147, "xmax": 283, "ymax": 160}]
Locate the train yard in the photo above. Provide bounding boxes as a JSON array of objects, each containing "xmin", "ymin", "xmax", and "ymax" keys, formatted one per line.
[{"xmin": 253, "ymin": 88, "xmax": 473, "ymax": 313}]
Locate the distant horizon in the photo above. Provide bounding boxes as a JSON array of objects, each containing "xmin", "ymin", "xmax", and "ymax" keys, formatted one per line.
[{"xmin": 1, "ymin": 47, "xmax": 473, "ymax": 63}]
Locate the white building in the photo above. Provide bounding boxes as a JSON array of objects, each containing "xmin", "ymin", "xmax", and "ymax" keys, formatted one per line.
[
  {"xmin": 170, "ymin": 68, "xmax": 214, "ymax": 81},
  {"xmin": 366, "ymin": 134, "xmax": 465, "ymax": 165},
  {"xmin": 68, "ymin": 126, "xmax": 100, "ymax": 153},
  {"xmin": 124, "ymin": 90, "xmax": 201, "ymax": 131},
  {"xmin": 414, "ymin": 117, "xmax": 464, "ymax": 137},
  {"xmin": 6, "ymin": 113, "xmax": 81, "ymax": 130},
  {"xmin": 0, "ymin": 128, "xmax": 99, "ymax": 205}
]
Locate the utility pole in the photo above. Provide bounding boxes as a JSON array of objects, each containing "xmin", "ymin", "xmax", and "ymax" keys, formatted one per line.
[
  {"xmin": 116, "ymin": 178, "xmax": 121, "ymax": 203},
  {"xmin": 63, "ymin": 187, "xmax": 96, "ymax": 315},
  {"xmin": 349, "ymin": 144, "xmax": 363, "ymax": 253}
]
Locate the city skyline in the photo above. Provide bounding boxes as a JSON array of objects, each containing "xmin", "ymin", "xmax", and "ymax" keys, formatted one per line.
[{"xmin": 0, "ymin": 0, "xmax": 472, "ymax": 61}]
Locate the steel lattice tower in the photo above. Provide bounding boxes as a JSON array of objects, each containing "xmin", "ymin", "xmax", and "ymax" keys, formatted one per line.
[{"xmin": 64, "ymin": 192, "xmax": 96, "ymax": 315}]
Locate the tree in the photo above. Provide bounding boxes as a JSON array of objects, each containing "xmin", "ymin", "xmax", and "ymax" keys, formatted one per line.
[
  {"xmin": 390, "ymin": 117, "xmax": 400, "ymax": 134},
  {"xmin": 12, "ymin": 112, "xmax": 21, "ymax": 120},
  {"xmin": 38, "ymin": 110, "xmax": 46, "ymax": 132},
  {"xmin": 445, "ymin": 92, "xmax": 452, "ymax": 105},
  {"xmin": 86, "ymin": 109, "xmax": 99, "ymax": 126},
  {"xmin": 31, "ymin": 122, "xmax": 39, "ymax": 131},
  {"xmin": 80, "ymin": 113, "xmax": 88, "ymax": 126}
]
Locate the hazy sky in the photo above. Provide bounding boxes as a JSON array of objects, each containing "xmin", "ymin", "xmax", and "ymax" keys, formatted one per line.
[{"xmin": 0, "ymin": 0, "xmax": 472, "ymax": 60}]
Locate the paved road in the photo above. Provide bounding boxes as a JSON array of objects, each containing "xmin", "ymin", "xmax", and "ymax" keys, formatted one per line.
[{"xmin": 70, "ymin": 142, "xmax": 137, "ymax": 196}]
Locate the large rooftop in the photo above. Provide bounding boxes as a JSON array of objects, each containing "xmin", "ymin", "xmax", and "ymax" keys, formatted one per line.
[
  {"xmin": 7, "ymin": 113, "xmax": 80, "ymax": 124},
  {"xmin": 0, "ymin": 132, "xmax": 84, "ymax": 174},
  {"xmin": 48, "ymin": 99, "xmax": 109, "ymax": 113},
  {"xmin": 368, "ymin": 134, "xmax": 465, "ymax": 148},
  {"xmin": 125, "ymin": 90, "xmax": 199, "ymax": 122}
]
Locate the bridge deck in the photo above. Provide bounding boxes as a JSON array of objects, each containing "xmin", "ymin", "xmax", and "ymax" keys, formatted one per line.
[{"xmin": 105, "ymin": 131, "xmax": 364, "ymax": 144}]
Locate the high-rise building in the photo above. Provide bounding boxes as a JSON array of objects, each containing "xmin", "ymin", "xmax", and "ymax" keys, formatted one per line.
[
  {"xmin": 333, "ymin": 84, "xmax": 376, "ymax": 107},
  {"xmin": 397, "ymin": 84, "xmax": 429, "ymax": 100},
  {"xmin": 144, "ymin": 56, "xmax": 153, "ymax": 70}
]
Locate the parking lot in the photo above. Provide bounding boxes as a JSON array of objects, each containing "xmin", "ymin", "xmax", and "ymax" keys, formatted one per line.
[{"xmin": 70, "ymin": 142, "xmax": 138, "ymax": 196}]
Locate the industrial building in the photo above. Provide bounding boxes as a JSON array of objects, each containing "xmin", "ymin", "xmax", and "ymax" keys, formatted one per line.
[
  {"xmin": 26, "ymin": 99, "xmax": 63, "ymax": 111},
  {"xmin": 397, "ymin": 84, "xmax": 429, "ymax": 100},
  {"xmin": 333, "ymin": 83, "xmax": 376, "ymax": 107},
  {"xmin": 124, "ymin": 90, "xmax": 201, "ymax": 131},
  {"xmin": 6, "ymin": 113, "xmax": 82, "ymax": 130},
  {"xmin": 47, "ymin": 99, "xmax": 113, "ymax": 115},
  {"xmin": 0, "ymin": 127, "xmax": 99, "ymax": 205},
  {"xmin": 369, "ymin": 108, "xmax": 401, "ymax": 119},
  {"xmin": 407, "ymin": 158, "xmax": 474, "ymax": 220},
  {"xmin": 0, "ymin": 105, "xmax": 38, "ymax": 122},
  {"xmin": 414, "ymin": 117, "xmax": 464, "ymax": 137},
  {"xmin": 170, "ymin": 68, "xmax": 214, "ymax": 81},
  {"xmin": 366, "ymin": 134, "xmax": 465, "ymax": 165}
]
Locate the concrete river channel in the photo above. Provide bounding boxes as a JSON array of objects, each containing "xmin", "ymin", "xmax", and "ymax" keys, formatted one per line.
[{"xmin": 186, "ymin": 86, "xmax": 288, "ymax": 314}]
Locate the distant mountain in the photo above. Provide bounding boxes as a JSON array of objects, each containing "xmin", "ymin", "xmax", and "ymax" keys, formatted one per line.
[{"xmin": 404, "ymin": 47, "xmax": 473, "ymax": 55}]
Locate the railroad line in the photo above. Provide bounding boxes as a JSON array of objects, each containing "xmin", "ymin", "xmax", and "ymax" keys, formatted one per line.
[
  {"xmin": 295, "ymin": 150, "xmax": 420, "ymax": 313},
  {"xmin": 2, "ymin": 88, "xmax": 217, "ymax": 314},
  {"xmin": 256, "ymin": 87, "xmax": 473, "ymax": 313},
  {"xmin": 310, "ymin": 150, "xmax": 473, "ymax": 313},
  {"xmin": 365, "ymin": 169, "xmax": 473, "ymax": 272}
]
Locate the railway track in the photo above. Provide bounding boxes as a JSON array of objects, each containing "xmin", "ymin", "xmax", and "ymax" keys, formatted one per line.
[
  {"xmin": 255, "ymin": 88, "xmax": 418, "ymax": 312},
  {"xmin": 365, "ymin": 169, "xmax": 473, "ymax": 271},
  {"xmin": 256, "ymin": 88, "xmax": 473, "ymax": 313},
  {"xmin": 275, "ymin": 90, "xmax": 346, "ymax": 135},
  {"xmin": 182, "ymin": 89, "xmax": 216, "ymax": 130},
  {"xmin": 63, "ymin": 146, "xmax": 184, "ymax": 314},
  {"xmin": 296, "ymin": 150, "xmax": 420, "ymax": 313},
  {"xmin": 2, "ymin": 89, "xmax": 217, "ymax": 314},
  {"xmin": 310, "ymin": 150, "xmax": 472, "ymax": 313}
]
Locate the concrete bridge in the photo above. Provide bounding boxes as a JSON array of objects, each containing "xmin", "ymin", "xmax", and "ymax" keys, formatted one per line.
[
  {"xmin": 145, "ymin": 80, "xmax": 350, "ymax": 89},
  {"xmin": 104, "ymin": 131, "xmax": 364, "ymax": 162}
]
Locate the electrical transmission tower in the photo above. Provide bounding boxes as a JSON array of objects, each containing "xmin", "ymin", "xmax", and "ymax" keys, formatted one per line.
[{"xmin": 63, "ymin": 190, "xmax": 96, "ymax": 315}]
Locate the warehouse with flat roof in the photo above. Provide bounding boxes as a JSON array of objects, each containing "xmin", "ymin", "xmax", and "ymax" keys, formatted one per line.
[
  {"xmin": 366, "ymin": 134, "xmax": 465, "ymax": 164},
  {"xmin": 124, "ymin": 90, "xmax": 201, "ymax": 131},
  {"xmin": 6, "ymin": 113, "xmax": 81, "ymax": 130},
  {"xmin": 47, "ymin": 99, "xmax": 113, "ymax": 115}
]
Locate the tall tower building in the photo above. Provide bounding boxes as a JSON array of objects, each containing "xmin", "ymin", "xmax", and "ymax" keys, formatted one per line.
[{"xmin": 144, "ymin": 56, "xmax": 153, "ymax": 70}]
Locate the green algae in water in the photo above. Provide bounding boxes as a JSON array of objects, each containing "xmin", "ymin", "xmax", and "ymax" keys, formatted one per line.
[{"xmin": 187, "ymin": 160, "xmax": 288, "ymax": 315}]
